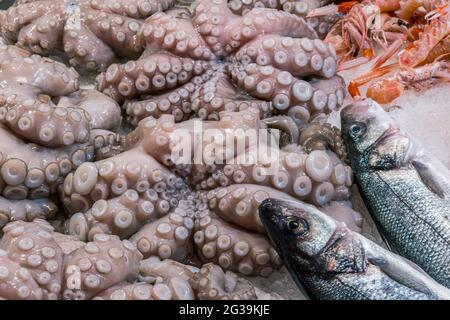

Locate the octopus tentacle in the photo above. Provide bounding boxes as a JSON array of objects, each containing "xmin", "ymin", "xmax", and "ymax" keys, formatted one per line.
[
  {"xmin": 299, "ymin": 122, "xmax": 349, "ymax": 164},
  {"xmin": 227, "ymin": 0, "xmax": 335, "ymax": 39},
  {"xmin": 190, "ymin": 262, "xmax": 256, "ymax": 300},
  {"xmin": 0, "ymin": 45, "xmax": 98, "ymax": 147},
  {"xmin": 126, "ymin": 108, "xmax": 264, "ymax": 178},
  {"xmin": 81, "ymin": 9, "xmax": 144, "ymax": 58},
  {"xmin": 205, "ymin": 184, "xmax": 298, "ymax": 233},
  {"xmin": 97, "ymin": 53, "xmax": 213, "ymax": 101},
  {"xmin": 61, "ymin": 148, "xmax": 179, "ymax": 213},
  {"xmin": 193, "ymin": 210, "xmax": 281, "ymax": 276},
  {"xmin": 0, "ymin": 197, "xmax": 58, "ymax": 228},
  {"xmin": 17, "ymin": 12, "xmax": 65, "ymax": 55},
  {"xmin": 92, "ymin": 282, "xmax": 155, "ymax": 300},
  {"xmin": 140, "ymin": 10, "xmax": 215, "ymax": 60},
  {"xmin": 0, "ymin": 1, "xmax": 57, "ymax": 44},
  {"xmin": 234, "ymin": 35, "xmax": 337, "ymax": 79},
  {"xmin": 62, "ymin": 234, "xmax": 142, "ymax": 300},
  {"xmin": 0, "ymin": 126, "xmax": 109, "ymax": 200},
  {"xmin": 228, "ymin": 0, "xmax": 331, "ymax": 15},
  {"xmin": 62, "ymin": 23, "xmax": 116, "ymax": 72},
  {"xmin": 68, "ymin": 187, "xmax": 181, "ymax": 241},
  {"xmin": 200, "ymin": 148, "xmax": 352, "ymax": 206},
  {"xmin": 123, "ymin": 74, "xmax": 205, "ymax": 125},
  {"xmin": 0, "ymin": 250, "xmax": 44, "ymax": 299},
  {"xmin": 193, "ymin": 0, "xmax": 318, "ymax": 56},
  {"xmin": 130, "ymin": 201, "xmax": 195, "ymax": 261},
  {"xmin": 190, "ymin": 68, "xmax": 273, "ymax": 120},
  {"xmin": 262, "ymin": 115, "xmax": 299, "ymax": 146},
  {"xmin": 0, "ymin": 89, "xmax": 91, "ymax": 148},
  {"xmin": 228, "ymin": 0, "xmax": 281, "ymax": 15},
  {"xmin": 57, "ymin": 90, "xmax": 121, "ymax": 131},
  {"xmin": 138, "ymin": 256, "xmax": 196, "ymax": 299},
  {"xmin": 83, "ymin": 0, "xmax": 176, "ymax": 19},
  {"xmin": 0, "ymin": 44, "xmax": 79, "ymax": 97},
  {"xmin": 229, "ymin": 61, "xmax": 337, "ymax": 113},
  {"xmin": 0, "ymin": 220, "xmax": 64, "ymax": 299},
  {"xmin": 139, "ymin": 256, "xmax": 197, "ymax": 282}
]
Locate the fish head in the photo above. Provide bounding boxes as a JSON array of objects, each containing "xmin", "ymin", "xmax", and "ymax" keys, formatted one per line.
[
  {"xmin": 341, "ymin": 99, "xmax": 411, "ymax": 170},
  {"xmin": 259, "ymin": 198, "xmax": 339, "ymax": 268}
]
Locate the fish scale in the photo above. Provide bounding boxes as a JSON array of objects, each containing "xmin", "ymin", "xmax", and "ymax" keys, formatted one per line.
[
  {"xmin": 355, "ymin": 167, "xmax": 450, "ymax": 288},
  {"xmin": 301, "ymin": 264, "xmax": 437, "ymax": 300}
]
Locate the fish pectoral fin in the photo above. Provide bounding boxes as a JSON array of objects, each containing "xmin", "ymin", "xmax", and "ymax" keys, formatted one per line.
[
  {"xmin": 367, "ymin": 256, "xmax": 433, "ymax": 296},
  {"xmin": 412, "ymin": 159, "xmax": 450, "ymax": 199},
  {"xmin": 361, "ymin": 235, "xmax": 450, "ymax": 299}
]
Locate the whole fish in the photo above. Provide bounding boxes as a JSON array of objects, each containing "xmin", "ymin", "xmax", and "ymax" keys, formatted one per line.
[
  {"xmin": 259, "ymin": 198, "xmax": 450, "ymax": 300},
  {"xmin": 341, "ymin": 99, "xmax": 450, "ymax": 288}
]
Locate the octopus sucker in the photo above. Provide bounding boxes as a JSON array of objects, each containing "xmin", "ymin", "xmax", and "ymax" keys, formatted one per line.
[
  {"xmin": 0, "ymin": 125, "xmax": 115, "ymax": 200},
  {"xmin": 0, "ymin": 220, "xmax": 64, "ymax": 299},
  {"xmin": 138, "ymin": 256, "xmax": 197, "ymax": 299},
  {"xmin": 201, "ymin": 147, "xmax": 352, "ymax": 206},
  {"xmin": 0, "ymin": 44, "xmax": 121, "ymax": 148},
  {"xmin": 123, "ymin": 77, "xmax": 201, "ymax": 125},
  {"xmin": 194, "ymin": 210, "xmax": 281, "ymax": 277},
  {"xmin": 299, "ymin": 122, "xmax": 349, "ymax": 163},
  {"xmin": 190, "ymin": 69, "xmax": 273, "ymax": 120},
  {"xmin": 92, "ymin": 282, "xmax": 156, "ymax": 300},
  {"xmin": 193, "ymin": 0, "xmax": 318, "ymax": 56},
  {"xmin": 61, "ymin": 148, "xmax": 178, "ymax": 213},
  {"xmin": 97, "ymin": 53, "xmax": 214, "ymax": 102},
  {"xmin": 62, "ymin": 233, "xmax": 142, "ymax": 300},
  {"xmin": 190, "ymin": 262, "xmax": 256, "ymax": 300},
  {"xmin": 130, "ymin": 202, "xmax": 195, "ymax": 261},
  {"xmin": 0, "ymin": 197, "xmax": 57, "ymax": 228},
  {"xmin": 68, "ymin": 186, "xmax": 183, "ymax": 241},
  {"xmin": 234, "ymin": 35, "xmax": 336, "ymax": 79},
  {"xmin": 205, "ymin": 184, "xmax": 298, "ymax": 233}
]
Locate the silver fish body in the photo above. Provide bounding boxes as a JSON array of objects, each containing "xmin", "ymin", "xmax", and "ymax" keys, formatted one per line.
[
  {"xmin": 259, "ymin": 198, "xmax": 450, "ymax": 300},
  {"xmin": 341, "ymin": 99, "xmax": 450, "ymax": 289}
]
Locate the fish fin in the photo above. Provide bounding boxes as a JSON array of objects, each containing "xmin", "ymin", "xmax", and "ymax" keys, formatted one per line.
[
  {"xmin": 361, "ymin": 235, "xmax": 450, "ymax": 299},
  {"xmin": 412, "ymin": 159, "xmax": 450, "ymax": 199}
]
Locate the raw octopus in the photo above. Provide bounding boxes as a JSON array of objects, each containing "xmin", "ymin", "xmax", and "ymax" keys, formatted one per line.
[
  {"xmin": 0, "ymin": 43, "xmax": 120, "ymax": 228},
  {"xmin": 0, "ymin": 0, "xmax": 363, "ymax": 300},
  {"xmin": 0, "ymin": 219, "xmax": 256, "ymax": 300},
  {"xmin": 0, "ymin": 0, "xmax": 175, "ymax": 71}
]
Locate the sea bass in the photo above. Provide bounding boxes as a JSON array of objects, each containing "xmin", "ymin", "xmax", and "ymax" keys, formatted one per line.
[
  {"xmin": 259, "ymin": 198, "xmax": 450, "ymax": 300},
  {"xmin": 341, "ymin": 99, "xmax": 450, "ymax": 288}
]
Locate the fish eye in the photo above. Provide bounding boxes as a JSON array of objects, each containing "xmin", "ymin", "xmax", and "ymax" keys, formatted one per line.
[
  {"xmin": 349, "ymin": 122, "xmax": 366, "ymax": 138},
  {"xmin": 286, "ymin": 217, "xmax": 309, "ymax": 236},
  {"xmin": 288, "ymin": 220, "xmax": 300, "ymax": 230}
]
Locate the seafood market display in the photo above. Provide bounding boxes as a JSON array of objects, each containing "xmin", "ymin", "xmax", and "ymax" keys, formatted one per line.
[{"xmin": 0, "ymin": 0, "xmax": 448, "ymax": 300}]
